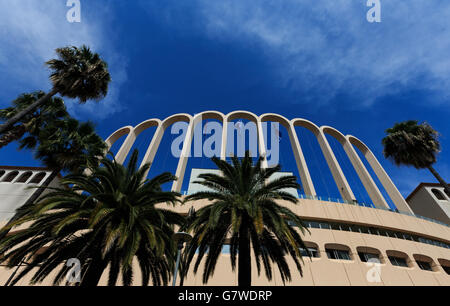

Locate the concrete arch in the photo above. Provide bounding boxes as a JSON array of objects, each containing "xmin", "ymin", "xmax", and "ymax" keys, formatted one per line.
[
  {"xmin": 322, "ymin": 126, "xmax": 388, "ymax": 209},
  {"xmin": 223, "ymin": 110, "xmax": 268, "ymax": 168},
  {"xmin": 103, "ymin": 111, "xmax": 410, "ymax": 211},
  {"xmin": 260, "ymin": 113, "xmax": 316, "ymax": 196},
  {"xmin": 347, "ymin": 135, "xmax": 413, "ymax": 214},
  {"xmin": 105, "ymin": 126, "xmax": 134, "ymax": 163},
  {"xmin": 171, "ymin": 112, "xmax": 227, "ymax": 192},
  {"xmin": 154, "ymin": 113, "xmax": 193, "ymax": 192}
]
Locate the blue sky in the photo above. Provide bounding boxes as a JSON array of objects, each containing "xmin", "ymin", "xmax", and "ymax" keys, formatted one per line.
[{"xmin": 0, "ymin": 1, "xmax": 449, "ymax": 206}]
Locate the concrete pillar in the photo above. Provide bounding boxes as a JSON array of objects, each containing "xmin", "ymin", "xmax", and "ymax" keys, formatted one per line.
[
  {"xmin": 316, "ymin": 129, "xmax": 355, "ymax": 202},
  {"xmin": 288, "ymin": 123, "xmax": 316, "ymax": 196},
  {"xmin": 171, "ymin": 117, "xmax": 196, "ymax": 192},
  {"xmin": 342, "ymin": 136, "xmax": 389, "ymax": 209}
]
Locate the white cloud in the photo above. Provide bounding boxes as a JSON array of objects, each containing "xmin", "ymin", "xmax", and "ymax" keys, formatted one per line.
[
  {"xmin": 0, "ymin": 0, "xmax": 126, "ymax": 119},
  {"xmin": 163, "ymin": 0, "xmax": 450, "ymax": 108}
]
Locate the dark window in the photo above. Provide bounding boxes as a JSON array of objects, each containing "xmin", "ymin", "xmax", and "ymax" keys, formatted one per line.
[
  {"xmin": 331, "ymin": 223, "xmax": 341, "ymax": 231},
  {"xmin": 319, "ymin": 222, "xmax": 331, "ymax": 229},
  {"xmin": 389, "ymin": 256, "xmax": 408, "ymax": 267},
  {"xmin": 29, "ymin": 172, "xmax": 46, "ymax": 184},
  {"xmin": 442, "ymin": 265, "xmax": 450, "ymax": 275},
  {"xmin": 431, "ymin": 188, "xmax": 446, "ymax": 200},
  {"xmin": 360, "ymin": 226, "xmax": 370, "ymax": 234},
  {"xmin": 326, "ymin": 248, "xmax": 351, "ymax": 260},
  {"xmin": 358, "ymin": 252, "xmax": 380, "ymax": 263},
  {"xmin": 300, "ymin": 247, "xmax": 319, "ymax": 258},
  {"xmin": 0, "ymin": 170, "xmax": 5, "ymax": 179},
  {"xmin": 416, "ymin": 260, "xmax": 432, "ymax": 271},
  {"xmin": 2, "ymin": 171, "xmax": 19, "ymax": 182},
  {"xmin": 15, "ymin": 172, "xmax": 33, "ymax": 183},
  {"xmin": 340, "ymin": 224, "xmax": 351, "ymax": 232},
  {"xmin": 350, "ymin": 224, "xmax": 361, "ymax": 232},
  {"xmin": 309, "ymin": 221, "xmax": 320, "ymax": 229},
  {"xmin": 445, "ymin": 189, "xmax": 450, "ymax": 198}
]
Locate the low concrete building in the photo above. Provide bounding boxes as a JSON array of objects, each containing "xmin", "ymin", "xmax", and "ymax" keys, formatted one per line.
[
  {"xmin": 0, "ymin": 166, "xmax": 60, "ymax": 221},
  {"xmin": 406, "ymin": 183, "xmax": 450, "ymax": 226}
]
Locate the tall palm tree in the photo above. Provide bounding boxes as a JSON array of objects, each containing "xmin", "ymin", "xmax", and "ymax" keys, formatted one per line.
[
  {"xmin": 382, "ymin": 120, "xmax": 450, "ymax": 195},
  {"xmin": 0, "ymin": 45, "xmax": 111, "ymax": 135},
  {"xmin": 0, "ymin": 150, "xmax": 184, "ymax": 286},
  {"xmin": 182, "ymin": 151, "xmax": 309, "ymax": 286},
  {"xmin": 0, "ymin": 92, "xmax": 67, "ymax": 149}
]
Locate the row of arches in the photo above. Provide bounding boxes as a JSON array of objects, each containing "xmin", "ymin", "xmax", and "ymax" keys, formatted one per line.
[
  {"xmin": 104, "ymin": 111, "xmax": 413, "ymax": 213},
  {"xmin": 0, "ymin": 170, "xmax": 47, "ymax": 185}
]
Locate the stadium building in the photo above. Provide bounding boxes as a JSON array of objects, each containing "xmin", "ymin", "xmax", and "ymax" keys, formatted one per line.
[{"xmin": 0, "ymin": 111, "xmax": 449, "ymax": 286}]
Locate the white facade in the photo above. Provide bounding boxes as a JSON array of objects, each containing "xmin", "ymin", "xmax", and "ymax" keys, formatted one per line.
[
  {"xmin": 406, "ymin": 183, "xmax": 450, "ymax": 226},
  {"xmin": 0, "ymin": 167, "xmax": 58, "ymax": 221}
]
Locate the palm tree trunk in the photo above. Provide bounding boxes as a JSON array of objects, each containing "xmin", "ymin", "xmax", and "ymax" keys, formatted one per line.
[
  {"xmin": 238, "ymin": 223, "xmax": 251, "ymax": 287},
  {"xmin": 0, "ymin": 125, "xmax": 26, "ymax": 149},
  {"xmin": 0, "ymin": 88, "xmax": 58, "ymax": 135},
  {"xmin": 427, "ymin": 165, "xmax": 450, "ymax": 196},
  {"xmin": 0, "ymin": 169, "xmax": 60, "ymax": 241}
]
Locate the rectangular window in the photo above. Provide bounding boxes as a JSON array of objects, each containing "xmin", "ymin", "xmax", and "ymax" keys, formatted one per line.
[
  {"xmin": 389, "ymin": 256, "xmax": 408, "ymax": 267},
  {"xmin": 416, "ymin": 260, "xmax": 432, "ymax": 271},
  {"xmin": 358, "ymin": 252, "xmax": 379, "ymax": 263},
  {"xmin": 319, "ymin": 222, "xmax": 331, "ymax": 229},
  {"xmin": 340, "ymin": 224, "xmax": 351, "ymax": 232},
  {"xmin": 331, "ymin": 223, "xmax": 341, "ymax": 231},
  {"xmin": 309, "ymin": 221, "xmax": 321, "ymax": 229},
  {"xmin": 299, "ymin": 247, "xmax": 319, "ymax": 258},
  {"xmin": 326, "ymin": 248, "xmax": 351, "ymax": 260}
]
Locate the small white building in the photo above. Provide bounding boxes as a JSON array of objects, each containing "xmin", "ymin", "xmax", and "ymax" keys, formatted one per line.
[
  {"xmin": 0, "ymin": 166, "xmax": 60, "ymax": 222},
  {"xmin": 406, "ymin": 183, "xmax": 450, "ymax": 226}
]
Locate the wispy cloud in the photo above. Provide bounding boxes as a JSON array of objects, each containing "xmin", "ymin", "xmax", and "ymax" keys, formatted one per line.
[
  {"xmin": 145, "ymin": 0, "xmax": 450, "ymax": 109},
  {"xmin": 0, "ymin": 0, "xmax": 127, "ymax": 119}
]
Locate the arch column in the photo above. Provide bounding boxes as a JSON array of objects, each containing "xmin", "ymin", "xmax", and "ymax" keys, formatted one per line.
[
  {"xmin": 220, "ymin": 120, "xmax": 228, "ymax": 160},
  {"xmin": 316, "ymin": 129, "xmax": 355, "ymax": 202},
  {"xmin": 287, "ymin": 123, "xmax": 316, "ymax": 196},
  {"xmin": 256, "ymin": 119, "xmax": 269, "ymax": 169},
  {"xmin": 171, "ymin": 116, "xmax": 196, "ymax": 192},
  {"xmin": 349, "ymin": 136, "xmax": 414, "ymax": 214},
  {"xmin": 139, "ymin": 124, "xmax": 165, "ymax": 178},
  {"xmin": 342, "ymin": 136, "xmax": 388, "ymax": 209}
]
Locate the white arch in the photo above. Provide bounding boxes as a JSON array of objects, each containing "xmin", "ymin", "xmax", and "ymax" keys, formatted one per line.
[
  {"xmin": 224, "ymin": 110, "xmax": 268, "ymax": 168},
  {"xmin": 104, "ymin": 111, "xmax": 411, "ymax": 212},
  {"xmin": 347, "ymin": 135, "xmax": 414, "ymax": 213},
  {"xmin": 322, "ymin": 126, "xmax": 388, "ymax": 209},
  {"xmin": 260, "ymin": 113, "xmax": 316, "ymax": 196}
]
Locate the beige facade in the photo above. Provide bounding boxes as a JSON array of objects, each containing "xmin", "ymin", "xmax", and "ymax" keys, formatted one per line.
[{"xmin": 1, "ymin": 197, "xmax": 449, "ymax": 286}]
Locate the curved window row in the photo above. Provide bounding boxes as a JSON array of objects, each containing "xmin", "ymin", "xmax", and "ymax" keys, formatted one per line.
[
  {"xmin": 289, "ymin": 219, "xmax": 450, "ymax": 250},
  {"xmin": 298, "ymin": 241, "xmax": 450, "ymax": 274},
  {"xmin": 0, "ymin": 171, "xmax": 46, "ymax": 184}
]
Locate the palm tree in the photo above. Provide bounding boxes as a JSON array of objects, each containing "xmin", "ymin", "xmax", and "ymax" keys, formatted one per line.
[
  {"xmin": 382, "ymin": 120, "xmax": 450, "ymax": 195},
  {"xmin": 0, "ymin": 150, "xmax": 184, "ymax": 286},
  {"xmin": 0, "ymin": 116, "xmax": 108, "ymax": 241},
  {"xmin": 0, "ymin": 92, "xmax": 68, "ymax": 149},
  {"xmin": 182, "ymin": 151, "xmax": 309, "ymax": 286},
  {"xmin": 0, "ymin": 45, "xmax": 111, "ymax": 135}
]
